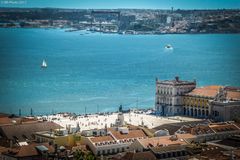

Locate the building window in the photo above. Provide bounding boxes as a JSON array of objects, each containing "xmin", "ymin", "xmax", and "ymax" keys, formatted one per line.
[
  {"xmin": 202, "ymin": 110, "xmax": 205, "ymax": 116},
  {"xmin": 183, "ymin": 107, "xmax": 186, "ymax": 115},
  {"xmin": 206, "ymin": 110, "xmax": 209, "ymax": 116},
  {"xmin": 214, "ymin": 111, "xmax": 219, "ymax": 117}
]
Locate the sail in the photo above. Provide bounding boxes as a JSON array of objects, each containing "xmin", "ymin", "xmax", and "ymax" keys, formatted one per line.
[{"xmin": 41, "ymin": 59, "xmax": 47, "ymax": 68}]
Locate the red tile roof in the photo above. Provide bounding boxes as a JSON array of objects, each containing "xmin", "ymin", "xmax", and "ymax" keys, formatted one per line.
[
  {"xmin": 90, "ymin": 128, "xmax": 147, "ymax": 144},
  {"xmin": 193, "ymin": 145, "xmax": 230, "ymax": 160},
  {"xmin": 138, "ymin": 134, "xmax": 194, "ymax": 148},
  {"xmin": 234, "ymin": 123, "xmax": 240, "ymax": 129},
  {"xmin": 0, "ymin": 117, "xmax": 13, "ymax": 126},
  {"xmin": 3, "ymin": 143, "xmax": 54, "ymax": 158},
  {"xmin": 0, "ymin": 146, "xmax": 8, "ymax": 154},
  {"xmin": 0, "ymin": 121, "xmax": 62, "ymax": 141},
  {"xmin": 187, "ymin": 86, "xmax": 221, "ymax": 98},
  {"xmin": 227, "ymin": 91, "xmax": 240, "ymax": 100},
  {"xmin": 0, "ymin": 113, "xmax": 10, "ymax": 118},
  {"xmin": 209, "ymin": 124, "xmax": 239, "ymax": 133},
  {"xmin": 186, "ymin": 85, "xmax": 240, "ymax": 100},
  {"xmin": 0, "ymin": 117, "xmax": 39, "ymax": 126},
  {"xmin": 181, "ymin": 125, "xmax": 214, "ymax": 135},
  {"xmin": 121, "ymin": 151, "xmax": 157, "ymax": 160},
  {"xmin": 110, "ymin": 129, "xmax": 147, "ymax": 140}
]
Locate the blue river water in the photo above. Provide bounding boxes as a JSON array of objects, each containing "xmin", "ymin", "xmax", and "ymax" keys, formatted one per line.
[{"xmin": 0, "ymin": 28, "xmax": 240, "ymax": 115}]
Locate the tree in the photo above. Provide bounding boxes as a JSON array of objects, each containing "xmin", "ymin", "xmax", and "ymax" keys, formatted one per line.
[
  {"xmin": 74, "ymin": 149, "xmax": 96, "ymax": 160},
  {"xmin": 74, "ymin": 150, "xmax": 85, "ymax": 160},
  {"xmin": 85, "ymin": 152, "xmax": 95, "ymax": 160}
]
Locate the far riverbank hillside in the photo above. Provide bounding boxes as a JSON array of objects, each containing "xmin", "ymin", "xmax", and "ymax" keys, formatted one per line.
[{"xmin": 0, "ymin": 8, "xmax": 240, "ymax": 34}]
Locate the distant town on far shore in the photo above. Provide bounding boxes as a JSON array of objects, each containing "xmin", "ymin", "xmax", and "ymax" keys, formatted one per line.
[{"xmin": 0, "ymin": 8, "xmax": 240, "ymax": 34}]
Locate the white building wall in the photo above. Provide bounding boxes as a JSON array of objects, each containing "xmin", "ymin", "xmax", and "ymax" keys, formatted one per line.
[
  {"xmin": 155, "ymin": 78, "xmax": 196, "ymax": 116},
  {"xmin": 82, "ymin": 137, "xmax": 133, "ymax": 156},
  {"xmin": 129, "ymin": 140, "xmax": 145, "ymax": 152}
]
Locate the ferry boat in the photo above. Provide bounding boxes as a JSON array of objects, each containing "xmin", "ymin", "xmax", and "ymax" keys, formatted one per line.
[
  {"xmin": 41, "ymin": 59, "xmax": 47, "ymax": 68},
  {"xmin": 165, "ymin": 44, "xmax": 173, "ymax": 50},
  {"xmin": 65, "ymin": 28, "xmax": 78, "ymax": 32}
]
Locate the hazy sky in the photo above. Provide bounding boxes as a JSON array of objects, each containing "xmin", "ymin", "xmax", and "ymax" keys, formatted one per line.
[{"xmin": 0, "ymin": 0, "xmax": 240, "ymax": 9}]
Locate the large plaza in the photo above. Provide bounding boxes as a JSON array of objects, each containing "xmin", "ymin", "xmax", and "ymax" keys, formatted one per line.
[{"xmin": 40, "ymin": 112, "xmax": 203, "ymax": 131}]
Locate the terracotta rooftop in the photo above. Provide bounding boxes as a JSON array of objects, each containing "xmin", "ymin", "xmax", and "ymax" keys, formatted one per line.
[
  {"xmin": 0, "ymin": 117, "xmax": 39, "ymax": 126},
  {"xmin": 110, "ymin": 129, "xmax": 147, "ymax": 140},
  {"xmin": 234, "ymin": 149, "xmax": 240, "ymax": 157},
  {"xmin": 0, "ymin": 113, "xmax": 10, "ymax": 118},
  {"xmin": 0, "ymin": 117, "xmax": 13, "ymax": 126},
  {"xmin": 89, "ymin": 128, "xmax": 147, "ymax": 145},
  {"xmin": 153, "ymin": 120, "xmax": 208, "ymax": 135},
  {"xmin": 121, "ymin": 151, "xmax": 157, "ymax": 160},
  {"xmin": 186, "ymin": 85, "xmax": 221, "ymax": 98},
  {"xmin": 3, "ymin": 143, "xmax": 54, "ymax": 158},
  {"xmin": 189, "ymin": 145, "xmax": 235, "ymax": 160},
  {"xmin": 226, "ymin": 91, "xmax": 240, "ymax": 100},
  {"xmin": 234, "ymin": 122, "xmax": 240, "ymax": 129},
  {"xmin": 186, "ymin": 85, "xmax": 240, "ymax": 100},
  {"xmin": 137, "ymin": 134, "xmax": 194, "ymax": 149},
  {"xmin": 0, "ymin": 146, "xmax": 8, "ymax": 154},
  {"xmin": 151, "ymin": 144, "xmax": 187, "ymax": 153},
  {"xmin": 0, "ymin": 121, "xmax": 62, "ymax": 141},
  {"xmin": 176, "ymin": 133, "xmax": 196, "ymax": 139},
  {"xmin": 181, "ymin": 124, "xmax": 214, "ymax": 135},
  {"xmin": 209, "ymin": 123, "xmax": 239, "ymax": 133}
]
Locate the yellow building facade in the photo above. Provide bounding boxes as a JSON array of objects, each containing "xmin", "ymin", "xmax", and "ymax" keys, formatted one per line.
[
  {"xmin": 183, "ymin": 96, "xmax": 211, "ymax": 117},
  {"xmin": 35, "ymin": 130, "xmax": 81, "ymax": 147},
  {"xmin": 182, "ymin": 86, "xmax": 221, "ymax": 118}
]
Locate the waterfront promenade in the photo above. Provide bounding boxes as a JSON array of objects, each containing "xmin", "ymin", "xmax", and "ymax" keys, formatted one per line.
[{"xmin": 39, "ymin": 112, "xmax": 202, "ymax": 131}]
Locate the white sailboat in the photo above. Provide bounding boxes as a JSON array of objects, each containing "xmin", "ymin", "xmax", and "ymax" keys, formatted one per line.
[{"xmin": 41, "ymin": 59, "xmax": 47, "ymax": 68}]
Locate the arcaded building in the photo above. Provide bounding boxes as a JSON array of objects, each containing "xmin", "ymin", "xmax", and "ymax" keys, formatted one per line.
[
  {"xmin": 155, "ymin": 77, "xmax": 240, "ymax": 121},
  {"xmin": 183, "ymin": 86, "xmax": 221, "ymax": 118},
  {"xmin": 183, "ymin": 86, "xmax": 240, "ymax": 121},
  {"xmin": 155, "ymin": 76, "xmax": 196, "ymax": 116}
]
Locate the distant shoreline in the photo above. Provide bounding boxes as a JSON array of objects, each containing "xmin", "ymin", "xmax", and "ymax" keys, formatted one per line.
[
  {"xmin": 1, "ymin": 8, "xmax": 239, "ymax": 34},
  {"xmin": 1, "ymin": 27, "xmax": 240, "ymax": 36},
  {"xmin": 0, "ymin": 107, "xmax": 155, "ymax": 117}
]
